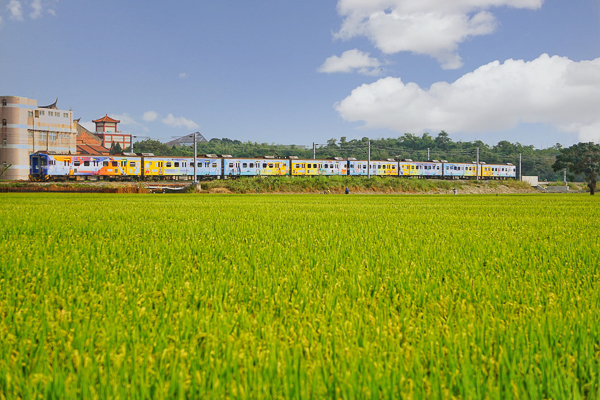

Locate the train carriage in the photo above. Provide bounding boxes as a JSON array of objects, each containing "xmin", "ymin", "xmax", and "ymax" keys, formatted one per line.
[
  {"xmin": 399, "ymin": 160, "xmax": 443, "ymax": 177},
  {"xmin": 186, "ymin": 156, "xmax": 223, "ymax": 179},
  {"xmin": 291, "ymin": 158, "xmax": 347, "ymax": 176},
  {"xmin": 481, "ymin": 163, "xmax": 516, "ymax": 179},
  {"xmin": 222, "ymin": 156, "xmax": 289, "ymax": 177},
  {"xmin": 30, "ymin": 152, "xmax": 142, "ymax": 180},
  {"xmin": 442, "ymin": 162, "xmax": 478, "ymax": 179}
]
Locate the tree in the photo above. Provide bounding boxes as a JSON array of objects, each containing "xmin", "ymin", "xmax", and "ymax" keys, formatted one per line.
[
  {"xmin": 552, "ymin": 142, "xmax": 600, "ymax": 195},
  {"xmin": 109, "ymin": 142, "xmax": 122, "ymax": 155},
  {"xmin": 434, "ymin": 131, "xmax": 452, "ymax": 150}
]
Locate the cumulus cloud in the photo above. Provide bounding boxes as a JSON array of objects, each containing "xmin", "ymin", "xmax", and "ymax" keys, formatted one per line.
[
  {"xmin": 110, "ymin": 113, "xmax": 150, "ymax": 132},
  {"xmin": 162, "ymin": 113, "xmax": 199, "ymax": 130},
  {"xmin": 318, "ymin": 49, "xmax": 382, "ymax": 75},
  {"xmin": 335, "ymin": 54, "xmax": 600, "ymax": 143},
  {"xmin": 142, "ymin": 111, "xmax": 158, "ymax": 122},
  {"xmin": 3, "ymin": 0, "xmax": 57, "ymax": 24},
  {"xmin": 7, "ymin": 0, "xmax": 24, "ymax": 20},
  {"xmin": 179, "ymin": 72, "xmax": 188, "ymax": 79},
  {"xmin": 30, "ymin": 0, "xmax": 42, "ymax": 19},
  {"xmin": 334, "ymin": 0, "xmax": 543, "ymax": 69}
]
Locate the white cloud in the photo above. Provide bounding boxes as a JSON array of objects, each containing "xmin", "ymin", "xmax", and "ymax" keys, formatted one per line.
[
  {"xmin": 162, "ymin": 113, "xmax": 199, "ymax": 130},
  {"xmin": 79, "ymin": 120, "xmax": 96, "ymax": 132},
  {"xmin": 30, "ymin": 0, "xmax": 42, "ymax": 19},
  {"xmin": 110, "ymin": 113, "xmax": 150, "ymax": 132},
  {"xmin": 142, "ymin": 111, "xmax": 158, "ymax": 122},
  {"xmin": 318, "ymin": 49, "xmax": 382, "ymax": 75},
  {"xmin": 334, "ymin": 0, "xmax": 543, "ymax": 69},
  {"xmin": 7, "ymin": 0, "xmax": 24, "ymax": 20},
  {"xmin": 179, "ymin": 72, "xmax": 188, "ymax": 79},
  {"xmin": 335, "ymin": 54, "xmax": 600, "ymax": 143}
]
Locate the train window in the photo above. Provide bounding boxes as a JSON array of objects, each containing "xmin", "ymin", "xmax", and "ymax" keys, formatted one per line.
[
  {"xmin": 102, "ymin": 161, "xmax": 108, "ymax": 167},
  {"xmin": 249, "ymin": 163, "xmax": 254, "ymax": 168},
  {"xmin": 174, "ymin": 162, "xmax": 179, "ymax": 167},
  {"xmin": 228, "ymin": 163, "xmax": 233, "ymax": 168},
  {"xmin": 112, "ymin": 161, "xmax": 118, "ymax": 167},
  {"xmin": 74, "ymin": 161, "xmax": 80, "ymax": 166},
  {"xmin": 363, "ymin": 165, "xmax": 366, "ymax": 169},
  {"xmin": 84, "ymin": 161, "xmax": 90, "ymax": 166},
  {"xmin": 165, "ymin": 162, "xmax": 171, "ymax": 167},
  {"xmin": 130, "ymin": 162, "xmax": 136, "ymax": 167},
  {"xmin": 212, "ymin": 163, "xmax": 217, "ymax": 168},
  {"xmin": 269, "ymin": 163, "xmax": 274, "ymax": 168},
  {"xmin": 392, "ymin": 165, "xmax": 396, "ymax": 169},
  {"xmin": 204, "ymin": 162, "xmax": 209, "ymax": 167}
]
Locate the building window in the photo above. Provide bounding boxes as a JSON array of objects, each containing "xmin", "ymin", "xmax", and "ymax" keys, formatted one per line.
[
  {"xmin": 2, "ymin": 99, "xmax": 6, "ymax": 106},
  {"xmin": 28, "ymin": 111, "xmax": 33, "ymax": 117},
  {"xmin": 39, "ymin": 111, "xmax": 44, "ymax": 116},
  {"xmin": 2, "ymin": 119, "xmax": 6, "ymax": 126}
]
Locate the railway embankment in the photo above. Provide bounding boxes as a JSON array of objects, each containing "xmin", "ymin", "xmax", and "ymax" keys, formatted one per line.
[{"xmin": 0, "ymin": 178, "xmax": 536, "ymax": 194}]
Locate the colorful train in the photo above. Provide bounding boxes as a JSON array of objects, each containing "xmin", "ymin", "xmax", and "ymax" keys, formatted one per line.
[{"xmin": 29, "ymin": 152, "xmax": 517, "ymax": 181}]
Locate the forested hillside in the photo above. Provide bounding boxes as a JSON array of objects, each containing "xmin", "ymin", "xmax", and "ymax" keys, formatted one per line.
[{"xmin": 131, "ymin": 131, "xmax": 566, "ymax": 181}]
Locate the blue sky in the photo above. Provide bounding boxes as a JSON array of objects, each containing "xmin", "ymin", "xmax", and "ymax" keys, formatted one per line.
[{"xmin": 1, "ymin": 0, "xmax": 599, "ymax": 148}]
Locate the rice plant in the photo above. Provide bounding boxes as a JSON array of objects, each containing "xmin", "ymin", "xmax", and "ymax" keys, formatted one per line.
[{"xmin": 0, "ymin": 193, "xmax": 598, "ymax": 399}]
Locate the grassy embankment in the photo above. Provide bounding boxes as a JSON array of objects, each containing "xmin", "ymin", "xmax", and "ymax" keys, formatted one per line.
[
  {"xmin": 199, "ymin": 176, "xmax": 533, "ymax": 194},
  {"xmin": 0, "ymin": 177, "xmax": 534, "ymax": 194}
]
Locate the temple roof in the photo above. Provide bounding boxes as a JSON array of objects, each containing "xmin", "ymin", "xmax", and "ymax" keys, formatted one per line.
[
  {"xmin": 92, "ymin": 114, "xmax": 120, "ymax": 123},
  {"xmin": 39, "ymin": 98, "xmax": 58, "ymax": 109}
]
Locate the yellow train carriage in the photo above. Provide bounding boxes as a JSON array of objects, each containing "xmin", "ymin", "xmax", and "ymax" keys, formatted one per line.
[{"xmin": 291, "ymin": 158, "xmax": 346, "ymax": 176}]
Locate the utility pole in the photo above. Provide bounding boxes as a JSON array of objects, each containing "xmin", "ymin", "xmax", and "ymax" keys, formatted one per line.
[
  {"xmin": 427, "ymin": 148, "xmax": 430, "ymax": 161},
  {"xmin": 476, "ymin": 147, "xmax": 479, "ymax": 181},
  {"xmin": 519, "ymin": 153, "xmax": 522, "ymax": 181},
  {"xmin": 368, "ymin": 140, "xmax": 371, "ymax": 179},
  {"xmin": 564, "ymin": 168, "xmax": 567, "ymax": 185},
  {"xmin": 313, "ymin": 142, "xmax": 316, "ymax": 160},
  {"xmin": 193, "ymin": 132, "xmax": 198, "ymax": 184}
]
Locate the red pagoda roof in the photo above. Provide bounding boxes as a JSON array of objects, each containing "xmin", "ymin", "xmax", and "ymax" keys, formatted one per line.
[{"xmin": 92, "ymin": 114, "xmax": 120, "ymax": 123}]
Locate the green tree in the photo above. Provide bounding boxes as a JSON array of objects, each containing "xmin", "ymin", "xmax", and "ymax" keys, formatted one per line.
[
  {"xmin": 109, "ymin": 142, "xmax": 122, "ymax": 155},
  {"xmin": 552, "ymin": 142, "xmax": 600, "ymax": 195}
]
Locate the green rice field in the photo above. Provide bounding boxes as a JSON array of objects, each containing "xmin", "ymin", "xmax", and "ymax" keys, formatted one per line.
[{"xmin": 0, "ymin": 193, "xmax": 598, "ymax": 399}]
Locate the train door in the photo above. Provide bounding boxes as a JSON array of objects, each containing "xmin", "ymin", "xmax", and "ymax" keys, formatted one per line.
[{"xmin": 30, "ymin": 154, "xmax": 41, "ymax": 177}]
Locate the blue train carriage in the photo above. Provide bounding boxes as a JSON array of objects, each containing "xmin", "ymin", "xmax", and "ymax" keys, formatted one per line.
[
  {"xmin": 222, "ymin": 155, "xmax": 290, "ymax": 177},
  {"xmin": 481, "ymin": 162, "xmax": 516, "ymax": 179},
  {"xmin": 399, "ymin": 159, "xmax": 442, "ymax": 177},
  {"xmin": 30, "ymin": 151, "xmax": 67, "ymax": 180},
  {"xmin": 442, "ymin": 161, "xmax": 478, "ymax": 179},
  {"xmin": 347, "ymin": 158, "xmax": 368, "ymax": 176},
  {"xmin": 290, "ymin": 157, "xmax": 347, "ymax": 176},
  {"xmin": 186, "ymin": 154, "xmax": 222, "ymax": 180}
]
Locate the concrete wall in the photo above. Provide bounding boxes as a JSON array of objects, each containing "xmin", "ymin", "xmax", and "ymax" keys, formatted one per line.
[{"xmin": 522, "ymin": 176, "xmax": 539, "ymax": 187}]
